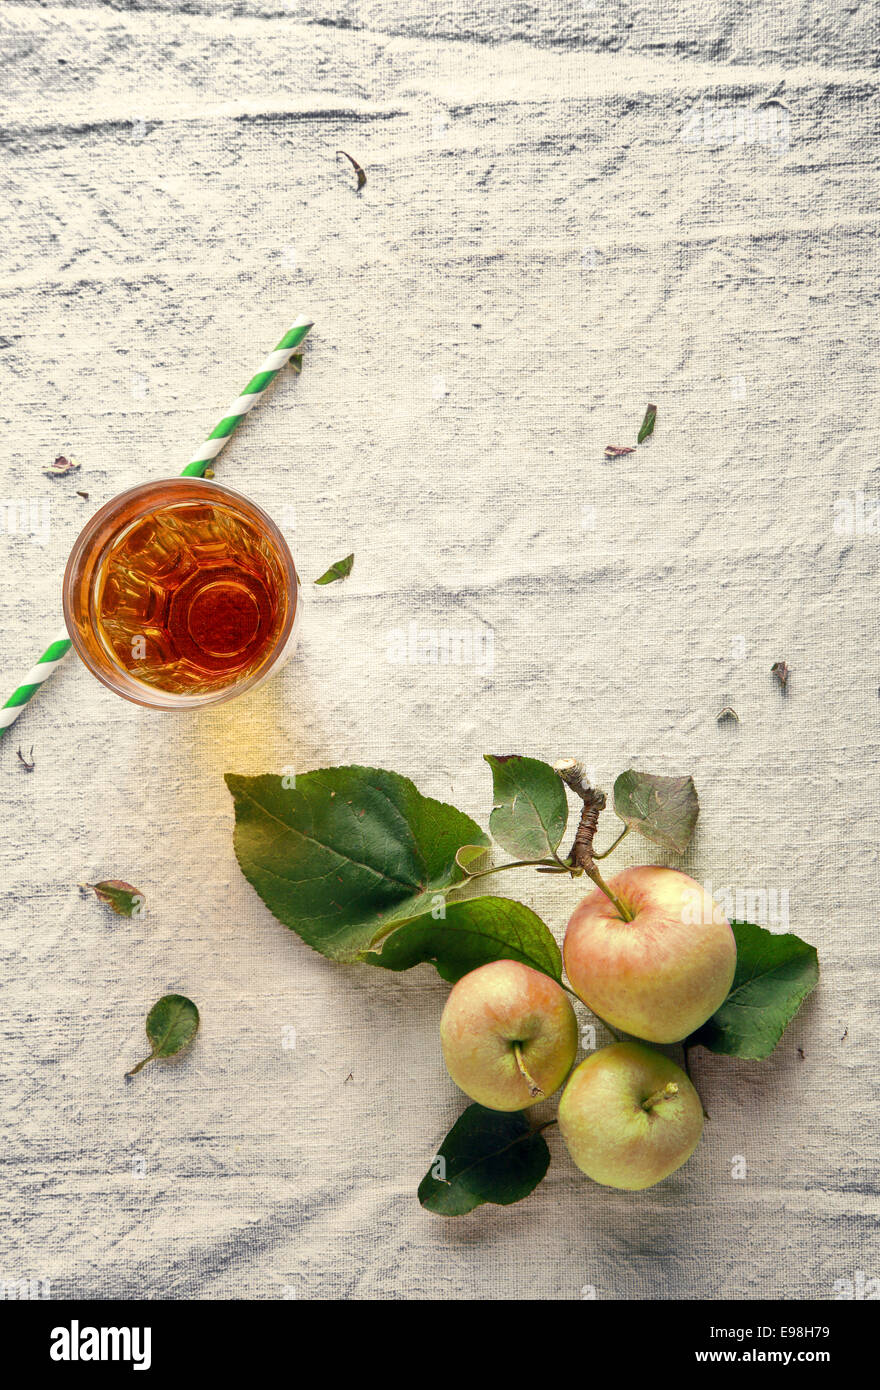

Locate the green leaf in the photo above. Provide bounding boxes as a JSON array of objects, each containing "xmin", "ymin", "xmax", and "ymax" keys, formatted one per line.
[
  {"xmin": 484, "ymin": 754, "xmax": 568, "ymax": 859},
  {"xmin": 637, "ymin": 403, "xmax": 657, "ymax": 443},
  {"xmin": 314, "ymin": 553, "xmax": 354, "ymax": 585},
  {"xmin": 613, "ymin": 769, "xmax": 698, "ymax": 853},
  {"xmin": 362, "ymin": 895, "xmax": 562, "ymax": 983},
  {"xmin": 454, "ymin": 844, "xmax": 489, "ymax": 875},
  {"xmin": 127, "ymin": 994, "xmax": 200, "ymax": 1077},
  {"xmin": 225, "ymin": 766, "xmax": 489, "ymax": 963},
  {"xmin": 419, "ymin": 1104, "xmax": 551, "ymax": 1216},
  {"xmin": 87, "ymin": 880, "xmax": 145, "ymax": 918},
  {"xmin": 689, "ymin": 921, "xmax": 819, "ymax": 1059}
]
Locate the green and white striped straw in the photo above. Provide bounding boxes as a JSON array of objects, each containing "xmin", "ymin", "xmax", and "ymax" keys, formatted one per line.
[
  {"xmin": 180, "ymin": 314, "xmax": 313, "ymax": 477},
  {"xmin": 0, "ymin": 632, "xmax": 72, "ymax": 736},
  {"xmin": 0, "ymin": 314, "xmax": 314, "ymax": 741}
]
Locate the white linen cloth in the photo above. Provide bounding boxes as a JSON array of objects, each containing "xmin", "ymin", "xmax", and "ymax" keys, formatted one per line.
[{"xmin": 1, "ymin": 1, "xmax": 877, "ymax": 1299}]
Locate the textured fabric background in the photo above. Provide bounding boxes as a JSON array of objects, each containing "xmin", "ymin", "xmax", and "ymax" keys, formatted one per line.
[{"xmin": 1, "ymin": 1, "xmax": 878, "ymax": 1301}]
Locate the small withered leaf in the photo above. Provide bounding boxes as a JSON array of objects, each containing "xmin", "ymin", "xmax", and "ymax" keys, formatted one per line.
[
  {"xmin": 17, "ymin": 745, "xmax": 35, "ymax": 771},
  {"xmin": 44, "ymin": 455, "xmax": 81, "ymax": 477},
  {"xmin": 716, "ymin": 706, "xmax": 740, "ymax": 724},
  {"xmin": 771, "ymin": 661, "xmax": 790, "ymax": 690},
  {"xmin": 86, "ymin": 880, "xmax": 145, "ymax": 918},
  {"xmin": 637, "ymin": 404, "xmax": 657, "ymax": 444},
  {"xmin": 314, "ymin": 553, "xmax": 354, "ymax": 585},
  {"xmin": 126, "ymin": 994, "xmax": 199, "ymax": 1077},
  {"xmin": 337, "ymin": 150, "xmax": 366, "ymax": 191},
  {"xmin": 604, "ymin": 445, "xmax": 636, "ymax": 458}
]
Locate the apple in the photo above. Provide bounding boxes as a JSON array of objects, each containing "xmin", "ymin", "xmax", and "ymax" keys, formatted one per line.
[
  {"xmin": 558, "ymin": 1041, "xmax": 704, "ymax": 1189},
  {"xmin": 439, "ymin": 959, "xmax": 578, "ymax": 1111},
  {"xmin": 563, "ymin": 865, "xmax": 736, "ymax": 1043}
]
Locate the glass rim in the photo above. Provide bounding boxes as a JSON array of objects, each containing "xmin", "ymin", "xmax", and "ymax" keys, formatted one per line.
[{"xmin": 62, "ymin": 476, "xmax": 300, "ymax": 711}]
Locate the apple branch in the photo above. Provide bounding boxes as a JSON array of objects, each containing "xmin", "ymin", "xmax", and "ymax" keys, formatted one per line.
[{"xmin": 554, "ymin": 760, "xmax": 634, "ymax": 922}]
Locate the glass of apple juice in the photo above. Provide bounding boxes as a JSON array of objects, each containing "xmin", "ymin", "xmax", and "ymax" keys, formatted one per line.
[{"xmin": 63, "ymin": 477, "xmax": 300, "ymax": 710}]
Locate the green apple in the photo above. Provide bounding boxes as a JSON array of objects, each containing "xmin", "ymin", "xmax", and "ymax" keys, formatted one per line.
[
  {"xmin": 563, "ymin": 865, "xmax": 736, "ymax": 1043},
  {"xmin": 439, "ymin": 959, "xmax": 578, "ymax": 1112},
  {"xmin": 558, "ymin": 1041, "xmax": 704, "ymax": 1189}
]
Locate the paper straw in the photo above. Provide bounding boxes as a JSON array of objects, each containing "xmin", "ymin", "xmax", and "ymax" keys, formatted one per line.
[
  {"xmin": 0, "ymin": 314, "xmax": 314, "ymax": 741},
  {"xmin": 0, "ymin": 632, "xmax": 72, "ymax": 734},
  {"xmin": 180, "ymin": 315, "xmax": 314, "ymax": 476}
]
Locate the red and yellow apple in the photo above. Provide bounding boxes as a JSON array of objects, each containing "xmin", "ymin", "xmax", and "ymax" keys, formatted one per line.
[
  {"xmin": 564, "ymin": 866, "xmax": 736, "ymax": 1043},
  {"xmin": 439, "ymin": 959, "xmax": 578, "ymax": 1111},
  {"xmin": 558, "ymin": 1040, "xmax": 704, "ymax": 1189}
]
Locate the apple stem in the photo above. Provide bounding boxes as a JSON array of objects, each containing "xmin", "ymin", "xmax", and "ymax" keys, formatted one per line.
[
  {"xmin": 585, "ymin": 864, "xmax": 635, "ymax": 922},
  {"xmin": 642, "ymin": 1082, "xmax": 679, "ymax": 1111},
  {"xmin": 512, "ymin": 1043, "xmax": 544, "ymax": 1099}
]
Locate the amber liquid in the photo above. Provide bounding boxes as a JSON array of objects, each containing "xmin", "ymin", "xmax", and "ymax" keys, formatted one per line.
[{"xmin": 95, "ymin": 498, "xmax": 288, "ymax": 695}]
